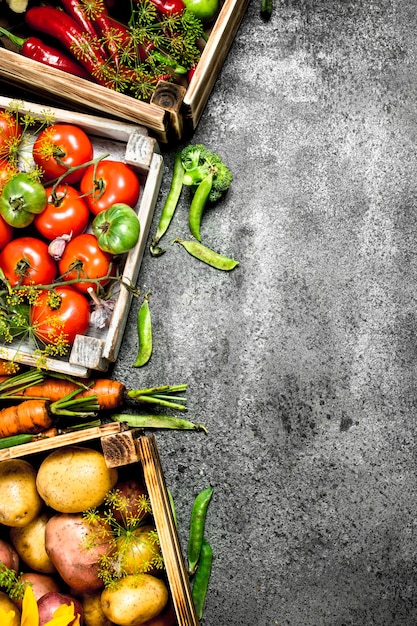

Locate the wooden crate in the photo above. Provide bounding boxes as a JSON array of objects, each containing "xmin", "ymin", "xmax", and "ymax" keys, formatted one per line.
[
  {"xmin": 0, "ymin": 0, "xmax": 250, "ymax": 143},
  {"xmin": 0, "ymin": 96, "xmax": 164, "ymax": 377},
  {"xmin": 0, "ymin": 426, "xmax": 199, "ymax": 626}
]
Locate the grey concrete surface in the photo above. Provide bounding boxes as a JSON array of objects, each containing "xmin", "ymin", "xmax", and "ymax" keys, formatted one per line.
[
  {"xmin": 113, "ymin": 1, "xmax": 417, "ymax": 624},
  {"xmin": 2, "ymin": 0, "xmax": 413, "ymax": 623}
]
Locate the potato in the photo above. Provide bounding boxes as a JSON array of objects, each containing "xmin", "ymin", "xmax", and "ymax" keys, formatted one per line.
[
  {"xmin": 10, "ymin": 512, "xmax": 56, "ymax": 574},
  {"xmin": 0, "ymin": 538, "xmax": 19, "ymax": 572},
  {"xmin": 13, "ymin": 573, "xmax": 61, "ymax": 610},
  {"xmin": 45, "ymin": 513, "xmax": 111, "ymax": 593},
  {"xmin": 38, "ymin": 592, "xmax": 83, "ymax": 626},
  {"xmin": 110, "ymin": 480, "xmax": 149, "ymax": 525},
  {"xmin": 114, "ymin": 526, "xmax": 162, "ymax": 576},
  {"xmin": 0, "ymin": 591, "xmax": 20, "ymax": 626},
  {"xmin": 140, "ymin": 602, "xmax": 176, "ymax": 626},
  {"xmin": 101, "ymin": 574, "xmax": 168, "ymax": 626},
  {"xmin": 0, "ymin": 458, "xmax": 43, "ymax": 527},
  {"xmin": 80, "ymin": 590, "xmax": 115, "ymax": 626},
  {"xmin": 36, "ymin": 446, "xmax": 118, "ymax": 513}
]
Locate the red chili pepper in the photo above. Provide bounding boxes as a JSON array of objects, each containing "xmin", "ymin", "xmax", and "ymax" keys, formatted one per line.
[
  {"xmin": 91, "ymin": 7, "xmax": 123, "ymax": 71},
  {"xmin": 59, "ymin": 0, "xmax": 101, "ymax": 42},
  {"xmin": 133, "ymin": 0, "xmax": 185, "ymax": 15},
  {"xmin": 25, "ymin": 6, "xmax": 111, "ymax": 86},
  {"xmin": 0, "ymin": 26, "xmax": 91, "ymax": 80}
]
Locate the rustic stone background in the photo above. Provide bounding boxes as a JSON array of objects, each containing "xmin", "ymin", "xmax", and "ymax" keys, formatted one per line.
[
  {"xmin": 117, "ymin": 1, "xmax": 417, "ymax": 623},
  {"xmin": 1, "ymin": 0, "xmax": 411, "ymax": 623}
]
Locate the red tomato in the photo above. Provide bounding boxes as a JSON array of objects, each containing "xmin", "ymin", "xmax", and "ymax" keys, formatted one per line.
[
  {"xmin": 0, "ymin": 214, "xmax": 13, "ymax": 251},
  {"xmin": 80, "ymin": 160, "xmax": 140, "ymax": 215},
  {"xmin": 0, "ymin": 161, "xmax": 19, "ymax": 193},
  {"xmin": 0, "ymin": 237, "xmax": 57, "ymax": 286},
  {"xmin": 34, "ymin": 184, "xmax": 90, "ymax": 240},
  {"xmin": 30, "ymin": 286, "xmax": 90, "ymax": 345},
  {"xmin": 32, "ymin": 124, "xmax": 93, "ymax": 184},
  {"xmin": 58, "ymin": 233, "xmax": 113, "ymax": 294},
  {"xmin": 0, "ymin": 111, "xmax": 23, "ymax": 162}
]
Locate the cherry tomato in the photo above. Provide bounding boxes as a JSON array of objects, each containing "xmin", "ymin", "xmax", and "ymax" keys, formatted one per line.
[
  {"xmin": 0, "ymin": 110, "xmax": 23, "ymax": 163},
  {"xmin": 30, "ymin": 285, "xmax": 91, "ymax": 345},
  {"xmin": 34, "ymin": 184, "xmax": 90, "ymax": 241},
  {"xmin": 0, "ymin": 215, "xmax": 13, "ymax": 251},
  {"xmin": 32, "ymin": 123, "xmax": 93, "ymax": 184},
  {"xmin": 80, "ymin": 160, "xmax": 140, "ymax": 216},
  {"xmin": 0, "ymin": 237, "xmax": 58, "ymax": 287},
  {"xmin": 58, "ymin": 233, "xmax": 113, "ymax": 294}
]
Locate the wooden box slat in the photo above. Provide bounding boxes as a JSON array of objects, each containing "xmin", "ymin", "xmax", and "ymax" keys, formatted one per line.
[
  {"xmin": 0, "ymin": 97, "xmax": 164, "ymax": 377},
  {"xmin": 0, "ymin": 0, "xmax": 249, "ymax": 142}
]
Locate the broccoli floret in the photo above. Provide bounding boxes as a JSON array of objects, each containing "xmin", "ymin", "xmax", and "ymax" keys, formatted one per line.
[
  {"xmin": 181, "ymin": 144, "xmax": 233, "ymax": 202},
  {"xmin": 179, "ymin": 143, "xmax": 233, "ymax": 241}
]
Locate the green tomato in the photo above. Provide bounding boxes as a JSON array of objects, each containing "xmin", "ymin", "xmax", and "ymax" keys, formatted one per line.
[
  {"xmin": 183, "ymin": 0, "xmax": 219, "ymax": 22},
  {"xmin": 92, "ymin": 203, "xmax": 140, "ymax": 255},
  {"xmin": 0, "ymin": 173, "xmax": 47, "ymax": 228}
]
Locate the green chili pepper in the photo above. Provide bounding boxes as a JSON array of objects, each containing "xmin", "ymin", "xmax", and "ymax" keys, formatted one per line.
[
  {"xmin": 173, "ymin": 238, "xmax": 239, "ymax": 271},
  {"xmin": 188, "ymin": 486, "xmax": 214, "ymax": 575},
  {"xmin": 261, "ymin": 0, "xmax": 272, "ymax": 19},
  {"xmin": 111, "ymin": 413, "xmax": 208, "ymax": 433},
  {"xmin": 150, "ymin": 152, "xmax": 185, "ymax": 257},
  {"xmin": 192, "ymin": 538, "xmax": 213, "ymax": 620},
  {"xmin": 132, "ymin": 292, "xmax": 152, "ymax": 368}
]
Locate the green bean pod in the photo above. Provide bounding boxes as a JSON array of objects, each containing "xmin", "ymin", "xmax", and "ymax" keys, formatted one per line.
[
  {"xmin": 188, "ymin": 486, "xmax": 214, "ymax": 575},
  {"xmin": 132, "ymin": 292, "xmax": 152, "ymax": 368},
  {"xmin": 192, "ymin": 538, "xmax": 213, "ymax": 620},
  {"xmin": 261, "ymin": 0, "xmax": 273, "ymax": 19},
  {"xmin": 111, "ymin": 413, "xmax": 208, "ymax": 433},
  {"xmin": 150, "ymin": 152, "xmax": 185, "ymax": 257},
  {"xmin": 173, "ymin": 238, "xmax": 239, "ymax": 271},
  {"xmin": 188, "ymin": 172, "xmax": 213, "ymax": 242},
  {"xmin": 0, "ymin": 434, "xmax": 35, "ymax": 449}
]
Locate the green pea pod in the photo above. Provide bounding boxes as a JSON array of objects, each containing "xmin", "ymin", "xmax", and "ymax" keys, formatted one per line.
[
  {"xmin": 188, "ymin": 486, "xmax": 214, "ymax": 575},
  {"xmin": 111, "ymin": 413, "xmax": 208, "ymax": 433},
  {"xmin": 150, "ymin": 152, "xmax": 185, "ymax": 257},
  {"xmin": 261, "ymin": 0, "xmax": 273, "ymax": 19},
  {"xmin": 0, "ymin": 434, "xmax": 35, "ymax": 449},
  {"xmin": 188, "ymin": 172, "xmax": 213, "ymax": 242},
  {"xmin": 132, "ymin": 292, "xmax": 152, "ymax": 367},
  {"xmin": 173, "ymin": 238, "xmax": 239, "ymax": 271},
  {"xmin": 192, "ymin": 538, "xmax": 213, "ymax": 620}
]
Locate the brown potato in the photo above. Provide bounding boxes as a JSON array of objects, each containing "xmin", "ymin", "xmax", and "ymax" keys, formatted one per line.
[
  {"xmin": 0, "ymin": 590, "xmax": 21, "ymax": 626},
  {"xmin": 10, "ymin": 512, "xmax": 56, "ymax": 574},
  {"xmin": 114, "ymin": 526, "xmax": 162, "ymax": 576},
  {"xmin": 0, "ymin": 538, "xmax": 19, "ymax": 572},
  {"xmin": 36, "ymin": 446, "xmax": 118, "ymax": 513},
  {"xmin": 45, "ymin": 513, "xmax": 112, "ymax": 593},
  {"xmin": 101, "ymin": 574, "xmax": 168, "ymax": 626},
  {"xmin": 0, "ymin": 459, "xmax": 43, "ymax": 527},
  {"xmin": 80, "ymin": 590, "xmax": 115, "ymax": 626},
  {"xmin": 13, "ymin": 573, "xmax": 61, "ymax": 609}
]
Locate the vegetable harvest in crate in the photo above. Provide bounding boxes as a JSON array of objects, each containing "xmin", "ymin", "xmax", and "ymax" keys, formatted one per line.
[
  {"xmin": 0, "ymin": 101, "xmax": 151, "ymax": 371},
  {"xmin": 0, "ymin": 0, "xmax": 220, "ymax": 102},
  {"xmin": 0, "ymin": 367, "xmax": 207, "ymax": 445}
]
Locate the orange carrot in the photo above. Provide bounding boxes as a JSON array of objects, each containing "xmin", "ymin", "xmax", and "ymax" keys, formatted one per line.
[
  {"xmin": 8, "ymin": 378, "xmax": 125, "ymax": 409},
  {"xmin": 0, "ymin": 400, "xmax": 54, "ymax": 437}
]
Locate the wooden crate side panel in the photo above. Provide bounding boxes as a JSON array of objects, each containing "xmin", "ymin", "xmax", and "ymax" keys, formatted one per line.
[
  {"xmin": 183, "ymin": 0, "xmax": 250, "ymax": 128},
  {"xmin": 0, "ymin": 49, "xmax": 170, "ymax": 140},
  {"xmin": 137, "ymin": 435, "xmax": 200, "ymax": 626},
  {"xmin": 0, "ymin": 422, "xmax": 124, "ymax": 461},
  {"xmin": 102, "ymin": 152, "xmax": 164, "ymax": 362}
]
